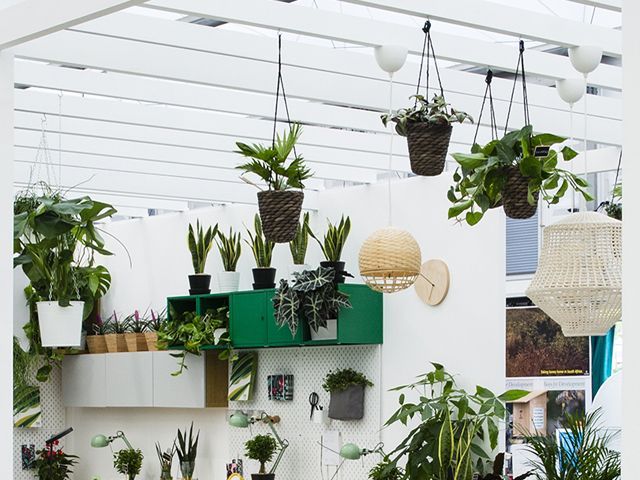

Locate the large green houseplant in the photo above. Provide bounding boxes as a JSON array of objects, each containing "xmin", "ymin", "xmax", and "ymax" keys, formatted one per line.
[
  {"xmin": 246, "ymin": 214, "xmax": 276, "ymax": 290},
  {"xmin": 236, "ymin": 123, "xmax": 313, "ymax": 243},
  {"xmin": 448, "ymin": 126, "xmax": 592, "ymax": 225},
  {"xmin": 310, "ymin": 216, "xmax": 351, "ymax": 284},
  {"xmin": 187, "ymin": 220, "xmax": 218, "ymax": 295}
]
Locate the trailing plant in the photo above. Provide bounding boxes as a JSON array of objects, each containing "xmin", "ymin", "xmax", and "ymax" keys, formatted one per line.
[
  {"xmin": 381, "ymin": 94, "xmax": 473, "ymax": 137},
  {"xmin": 236, "ymin": 123, "xmax": 313, "ymax": 191},
  {"xmin": 34, "ymin": 441, "xmax": 78, "ymax": 480},
  {"xmin": 383, "ymin": 363, "xmax": 528, "ymax": 480},
  {"xmin": 244, "ymin": 434, "xmax": 278, "ymax": 474},
  {"xmin": 176, "ymin": 422, "xmax": 200, "ymax": 466},
  {"xmin": 113, "ymin": 448, "xmax": 144, "ymax": 480},
  {"xmin": 156, "ymin": 441, "xmax": 176, "ymax": 479},
  {"xmin": 310, "ymin": 216, "xmax": 351, "ymax": 262},
  {"xmin": 188, "ymin": 220, "xmax": 218, "ymax": 274},
  {"xmin": 522, "ymin": 409, "xmax": 620, "ymax": 480},
  {"xmin": 216, "ymin": 227, "xmax": 242, "ymax": 272},
  {"xmin": 273, "ymin": 267, "xmax": 351, "ymax": 335},
  {"xmin": 369, "ymin": 458, "xmax": 404, "ymax": 480},
  {"xmin": 245, "ymin": 214, "xmax": 275, "ymax": 268},
  {"xmin": 322, "ymin": 368, "xmax": 373, "ymax": 393},
  {"xmin": 157, "ymin": 307, "xmax": 228, "ymax": 375},
  {"xmin": 289, "ymin": 212, "xmax": 312, "ymax": 265},
  {"xmin": 448, "ymin": 125, "xmax": 592, "ymax": 225}
]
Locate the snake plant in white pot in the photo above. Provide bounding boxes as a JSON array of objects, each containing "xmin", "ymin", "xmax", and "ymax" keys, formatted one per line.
[{"xmin": 216, "ymin": 227, "xmax": 242, "ymax": 292}]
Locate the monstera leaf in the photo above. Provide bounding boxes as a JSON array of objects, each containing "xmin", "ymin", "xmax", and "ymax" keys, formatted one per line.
[
  {"xmin": 273, "ymin": 279, "xmax": 300, "ymax": 336},
  {"xmin": 291, "ymin": 266, "xmax": 333, "ymax": 293}
]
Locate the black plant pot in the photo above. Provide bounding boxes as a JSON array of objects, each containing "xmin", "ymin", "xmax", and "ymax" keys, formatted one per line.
[
  {"xmin": 320, "ymin": 261, "xmax": 350, "ymax": 284},
  {"xmin": 328, "ymin": 384, "xmax": 365, "ymax": 420},
  {"xmin": 188, "ymin": 274, "xmax": 211, "ymax": 295},
  {"xmin": 252, "ymin": 268, "xmax": 276, "ymax": 290},
  {"xmin": 252, "ymin": 474, "xmax": 275, "ymax": 480}
]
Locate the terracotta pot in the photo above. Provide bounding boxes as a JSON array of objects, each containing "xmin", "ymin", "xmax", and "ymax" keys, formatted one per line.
[{"xmin": 86, "ymin": 335, "xmax": 108, "ymax": 354}]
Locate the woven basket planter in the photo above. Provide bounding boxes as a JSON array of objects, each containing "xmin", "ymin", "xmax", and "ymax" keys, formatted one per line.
[
  {"xmin": 257, "ymin": 190, "xmax": 304, "ymax": 243},
  {"xmin": 104, "ymin": 333, "xmax": 127, "ymax": 353},
  {"xmin": 502, "ymin": 166, "xmax": 538, "ymax": 219},
  {"xmin": 406, "ymin": 122, "xmax": 452, "ymax": 176},
  {"xmin": 86, "ymin": 335, "xmax": 108, "ymax": 354},
  {"xmin": 144, "ymin": 331, "xmax": 159, "ymax": 351},
  {"xmin": 124, "ymin": 332, "xmax": 148, "ymax": 352}
]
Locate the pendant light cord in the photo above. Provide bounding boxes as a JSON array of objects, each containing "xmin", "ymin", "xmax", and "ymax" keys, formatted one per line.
[{"xmin": 387, "ymin": 73, "xmax": 394, "ymax": 227}]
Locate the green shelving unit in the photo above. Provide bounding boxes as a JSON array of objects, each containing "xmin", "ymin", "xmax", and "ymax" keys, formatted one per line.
[{"xmin": 167, "ymin": 284, "xmax": 383, "ymax": 349}]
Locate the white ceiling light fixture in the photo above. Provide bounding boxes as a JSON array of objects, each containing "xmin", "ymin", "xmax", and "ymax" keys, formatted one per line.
[
  {"xmin": 555, "ymin": 78, "xmax": 585, "ymax": 106},
  {"xmin": 568, "ymin": 46, "xmax": 603, "ymax": 75},
  {"xmin": 374, "ymin": 45, "xmax": 408, "ymax": 75}
]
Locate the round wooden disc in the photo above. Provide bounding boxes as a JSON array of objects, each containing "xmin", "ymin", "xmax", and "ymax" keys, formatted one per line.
[{"xmin": 414, "ymin": 259, "xmax": 450, "ymax": 306}]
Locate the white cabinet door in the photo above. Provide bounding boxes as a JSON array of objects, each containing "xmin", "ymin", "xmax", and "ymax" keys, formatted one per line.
[
  {"xmin": 62, "ymin": 354, "xmax": 107, "ymax": 407},
  {"xmin": 152, "ymin": 351, "xmax": 205, "ymax": 408},
  {"xmin": 105, "ymin": 353, "xmax": 153, "ymax": 407}
]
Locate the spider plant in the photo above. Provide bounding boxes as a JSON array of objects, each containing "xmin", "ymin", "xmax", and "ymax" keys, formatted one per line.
[
  {"xmin": 289, "ymin": 212, "xmax": 312, "ymax": 265},
  {"xmin": 216, "ymin": 227, "xmax": 242, "ymax": 272},
  {"xmin": 245, "ymin": 214, "xmax": 275, "ymax": 268},
  {"xmin": 187, "ymin": 221, "xmax": 218, "ymax": 275},
  {"xmin": 310, "ymin": 216, "xmax": 351, "ymax": 262}
]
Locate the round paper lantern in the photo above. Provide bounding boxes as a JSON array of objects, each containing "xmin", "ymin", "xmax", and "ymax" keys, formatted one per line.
[
  {"xmin": 556, "ymin": 78, "xmax": 585, "ymax": 105},
  {"xmin": 374, "ymin": 45, "xmax": 408, "ymax": 74},
  {"xmin": 526, "ymin": 212, "xmax": 621, "ymax": 337},
  {"xmin": 359, "ymin": 227, "xmax": 421, "ymax": 293},
  {"xmin": 569, "ymin": 46, "xmax": 603, "ymax": 75}
]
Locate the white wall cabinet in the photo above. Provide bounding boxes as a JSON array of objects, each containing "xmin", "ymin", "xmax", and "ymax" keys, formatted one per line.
[{"xmin": 62, "ymin": 351, "xmax": 227, "ymax": 408}]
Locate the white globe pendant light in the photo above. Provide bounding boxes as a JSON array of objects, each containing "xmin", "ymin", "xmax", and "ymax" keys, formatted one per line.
[
  {"xmin": 555, "ymin": 78, "xmax": 585, "ymax": 105},
  {"xmin": 526, "ymin": 212, "xmax": 622, "ymax": 337},
  {"xmin": 374, "ymin": 45, "xmax": 408, "ymax": 74},
  {"xmin": 569, "ymin": 46, "xmax": 603, "ymax": 75}
]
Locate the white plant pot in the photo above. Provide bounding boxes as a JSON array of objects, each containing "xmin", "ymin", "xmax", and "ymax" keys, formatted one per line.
[
  {"xmin": 289, "ymin": 263, "xmax": 311, "ymax": 278},
  {"xmin": 217, "ymin": 271, "xmax": 240, "ymax": 292},
  {"xmin": 214, "ymin": 328, "xmax": 228, "ymax": 345},
  {"xmin": 310, "ymin": 319, "xmax": 338, "ymax": 341},
  {"xmin": 36, "ymin": 301, "xmax": 84, "ymax": 347}
]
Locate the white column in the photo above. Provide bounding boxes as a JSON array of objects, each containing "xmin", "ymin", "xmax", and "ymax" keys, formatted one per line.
[
  {"xmin": 623, "ymin": 2, "xmax": 640, "ymax": 478},
  {"xmin": 0, "ymin": 50, "xmax": 14, "ymax": 476}
]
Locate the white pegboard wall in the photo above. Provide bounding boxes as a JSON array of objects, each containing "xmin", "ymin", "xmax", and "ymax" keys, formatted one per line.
[
  {"xmin": 229, "ymin": 345, "xmax": 382, "ymax": 480},
  {"xmin": 13, "ymin": 364, "xmax": 67, "ymax": 480}
]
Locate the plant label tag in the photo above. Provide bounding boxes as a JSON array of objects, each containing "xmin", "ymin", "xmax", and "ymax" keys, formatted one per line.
[{"xmin": 534, "ymin": 146, "xmax": 550, "ymax": 157}]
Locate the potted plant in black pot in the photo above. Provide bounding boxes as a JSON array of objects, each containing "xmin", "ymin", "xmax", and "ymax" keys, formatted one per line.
[
  {"xmin": 448, "ymin": 125, "xmax": 592, "ymax": 224},
  {"xmin": 113, "ymin": 448, "xmax": 143, "ymax": 480},
  {"xmin": 216, "ymin": 227, "xmax": 242, "ymax": 292},
  {"xmin": 246, "ymin": 214, "xmax": 276, "ymax": 290},
  {"xmin": 382, "ymin": 94, "xmax": 472, "ymax": 176},
  {"xmin": 311, "ymin": 216, "xmax": 351, "ymax": 284},
  {"xmin": 322, "ymin": 368, "xmax": 373, "ymax": 421},
  {"xmin": 236, "ymin": 123, "xmax": 313, "ymax": 243},
  {"xmin": 244, "ymin": 434, "xmax": 279, "ymax": 480},
  {"xmin": 187, "ymin": 220, "xmax": 218, "ymax": 294}
]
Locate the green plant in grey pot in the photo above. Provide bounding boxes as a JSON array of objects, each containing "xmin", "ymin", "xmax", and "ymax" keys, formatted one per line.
[
  {"xmin": 176, "ymin": 423, "xmax": 199, "ymax": 480},
  {"xmin": 156, "ymin": 441, "xmax": 176, "ymax": 480},
  {"xmin": 310, "ymin": 216, "xmax": 352, "ymax": 284},
  {"xmin": 187, "ymin": 220, "xmax": 218, "ymax": 295},
  {"xmin": 113, "ymin": 448, "xmax": 143, "ymax": 480},
  {"xmin": 245, "ymin": 214, "xmax": 276, "ymax": 290},
  {"xmin": 216, "ymin": 227, "xmax": 242, "ymax": 292},
  {"xmin": 245, "ymin": 434, "xmax": 279, "ymax": 480},
  {"xmin": 288, "ymin": 212, "xmax": 312, "ymax": 276},
  {"xmin": 323, "ymin": 368, "xmax": 373, "ymax": 421}
]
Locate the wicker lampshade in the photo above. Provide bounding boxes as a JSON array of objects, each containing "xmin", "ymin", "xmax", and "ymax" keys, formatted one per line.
[
  {"xmin": 526, "ymin": 212, "xmax": 622, "ymax": 337},
  {"xmin": 359, "ymin": 227, "xmax": 422, "ymax": 293}
]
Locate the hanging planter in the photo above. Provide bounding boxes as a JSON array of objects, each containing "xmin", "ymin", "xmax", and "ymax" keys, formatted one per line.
[
  {"xmin": 322, "ymin": 369, "xmax": 373, "ymax": 421},
  {"xmin": 502, "ymin": 166, "xmax": 539, "ymax": 219},
  {"xmin": 406, "ymin": 122, "xmax": 453, "ymax": 176},
  {"xmin": 37, "ymin": 301, "xmax": 84, "ymax": 348},
  {"xmin": 257, "ymin": 190, "xmax": 304, "ymax": 243}
]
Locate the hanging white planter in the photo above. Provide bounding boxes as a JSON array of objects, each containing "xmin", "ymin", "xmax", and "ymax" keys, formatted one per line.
[
  {"xmin": 36, "ymin": 301, "xmax": 85, "ymax": 347},
  {"xmin": 217, "ymin": 271, "xmax": 240, "ymax": 293}
]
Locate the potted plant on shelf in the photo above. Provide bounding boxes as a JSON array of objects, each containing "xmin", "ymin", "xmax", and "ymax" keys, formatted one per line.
[
  {"xmin": 244, "ymin": 434, "xmax": 279, "ymax": 480},
  {"xmin": 34, "ymin": 441, "xmax": 78, "ymax": 480},
  {"xmin": 382, "ymin": 363, "xmax": 528, "ymax": 479},
  {"xmin": 288, "ymin": 212, "xmax": 312, "ymax": 277},
  {"xmin": 216, "ymin": 227, "xmax": 242, "ymax": 292},
  {"xmin": 311, "ymin": 216, "xmax": 352, "ymax": 284},
  {"xmin": 86, "ymin": 315, "xmax": 108, "ymax": 354},
  {"xmin": 236, "ymin": 123, "xmax": 313, "ymax": 243},
  {"xmin": 322, "ymin": 368, "xmax": 373, "ymax": 421},
  {"xmin": 273, "ymin": 266, "xmax": 352, "ymax": 341},
  {"xmin": 187, "ymin": 220, "xmax": 218, "ymax": 295},
  {"xmin": 124, "ymin": 310, "xmax": 148, "ymax": 352},
  {"xmin": 103, "ymin": 311, "xmax": 129, "ymax": 353},
  {"xmin": 156, "ymin": 441, "xmax": 176, "ymax": 480},
  {"xmin": 113, "ymin": 448, "xmax": 144, "ymax": 480},
  {"xmin": 176, "ymin": 423, "xmax": 199, "ymax": 480},
  {"xmin": 382, "ymin": 94, "xmax": 473, "ymax": 176},
  {"xmin": 14, "ymin": 188, "xmax": 117, "ymax": 348},
  {"xmin": 246, "ymin": 214, "xmax": 276, "ymax": 290},
  {"xmin": 144, "ymin": 308, "xmax": 165, "ymax": 351},
  {"xmin": 448, "ymin": 125, "xmax": 592, "ymax": 224}
]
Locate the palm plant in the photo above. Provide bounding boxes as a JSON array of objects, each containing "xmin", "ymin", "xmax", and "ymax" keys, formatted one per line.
[
  {"xmin": 311, "ymin": 216, "xmax": 351, "ymax": 262},
  {"xmin": 187, "ymin": 221, "xmax": 218, "ymax": 274},
  {"xmin": 289, "ymin": 212, "xmax": 312, "ymax": 265},
  {"xmin": 245, "ymin": 214, "xmax": 275, "ymax": 268},
  {"xmin": 523, "ymin": 409, "xmax": 620, "ymax": 480},
  {"xmin": 236, "ymin": 123, "xmax": 312, "ymax": 191},
  {"xmin": 216, "ymin": 227, "xmax": 242, "ymax": 272}
]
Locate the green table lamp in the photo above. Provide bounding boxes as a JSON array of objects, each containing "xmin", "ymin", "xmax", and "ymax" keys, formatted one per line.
[{"xmin": 90, "ymin": 431, "xmax": 134, "ymax": 450}]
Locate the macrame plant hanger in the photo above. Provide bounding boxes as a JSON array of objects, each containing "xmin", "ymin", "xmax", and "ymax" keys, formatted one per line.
[
  {"xmin": 504, "ymin": 40, "xmax": 531, "ymax": 134},
  {"xmin": 473, "ymin": 69, "xmax": 499, "ymax": 146},
  {"xmin": 415, "ymin": 20, "xmax": 445, "ymax": 107},
  {"xmin": 272, "ymin": 33, "xmax": 296, "ymax": 158},
  {"xmin": 28, "ymin": 114, "xmax": 61, "ymax": 194}
]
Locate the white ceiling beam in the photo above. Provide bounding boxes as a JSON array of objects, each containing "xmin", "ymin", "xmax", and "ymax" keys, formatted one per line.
[
  {"xmin": 0, "ymin": 0, "xmax": 147, "ymax": 50},
  {"xmin": 146, "ymin": 0, "xmax": 621, "ymax": 90},
  {"xmin": 343, "ymin": 0, "xmax": 621, "ymax": 56},
  {"xmin": 564, "ymin": 0, "xmax": 621, "ymax": 12}
]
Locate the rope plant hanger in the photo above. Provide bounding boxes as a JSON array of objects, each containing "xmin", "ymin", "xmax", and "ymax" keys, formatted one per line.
[{"xmin": 235, "ymin": 33, "xmax": 312, "ymax": 243}]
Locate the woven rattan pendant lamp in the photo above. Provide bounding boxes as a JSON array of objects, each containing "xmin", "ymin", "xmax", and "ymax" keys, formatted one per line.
[
  {"xmin": 526, "ymin": 212, "xmax": 622, "ymax": 336},
  {"xmin": 359, "ymin": 45, "xmax": 422, "ymax": 294}
]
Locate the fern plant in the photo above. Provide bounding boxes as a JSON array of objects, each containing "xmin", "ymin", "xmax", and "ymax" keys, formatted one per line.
[
  {"xmin": 311, "ymin": 216, "xmax": 351, "ymax": 262},
  {"xmin": 289, "ymin": 212, "xmax": 312, "ymax": 265},
  {"xmin": 216, "ymin": 227, "xmax": 242, "ymax": 272},
  {"xmin": 245, "ymin": 214, "xmax": 275, "ymax": 268},
  {"xmin": 187, "ymin": 221, "xmax": 218, "ymax": 274}
]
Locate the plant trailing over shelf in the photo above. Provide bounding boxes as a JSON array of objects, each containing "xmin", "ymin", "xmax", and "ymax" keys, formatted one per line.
[
  {"xmin": 273, "ymin": 266, "xmax": 352, "ymax": 336},
  {"xmin": 448, "ymin": 125, "xmax": 593, "ymax": 225},
  {"xmin": 246, "ymin": 214, "xmax": 275, "ymax": 269},
  {"xmin": 113, "ymin": 448, "xmax": 144, "ymax": 480},
  {"xmin": 289, "ymin": 212, "xmax": 312, "ymax": 265},
  {"xmin": 34, "ymin": 441, "xmax": 78, "ymax": 480},
  {"xmin": 522, "ymin": 409, "xmax": 620, "ymax": 480},
  {"xmin": 245, "ymin": 434, "xmax": 279, "ymax": 476},
  {"xmin": 177, "ymin": 422, "xmax": 200, "ymax": 480},
  {"xmin": 216, "ymin": 227, "xmax": 242, "ymax": 272},
  {"xmin": 311, "ymin": 216, "xmax": 351, "ymax": 263},
  {"xmin": 188, "ymin": 220, "xmax": 218, "ymax": 274},
  {"xmin": 156, "ymin": 441, "xmax": 176, "ymax": 480},
  {"xmin": 322, "ymin": 368, "xmax": 373, "ymax": 393},
  {"xmin": 383, "ymin": 363, "xmax": 528, "ymax": 479}
]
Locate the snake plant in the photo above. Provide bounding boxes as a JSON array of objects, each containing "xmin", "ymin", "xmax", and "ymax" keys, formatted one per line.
[
  {"xmin": 289, "ymin": 212, "xmax": 312, "ymax": 265},
  {"xmin": 187, "ymin": 221, "xmax": 218, "ymax": 274},
  {"xmin": 245, "ymin": 214, "xmax": 275, "ymax": 268},
  {"xmin": 216, "ymin": 227, "xmax": 242, "ymax": 272}
]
